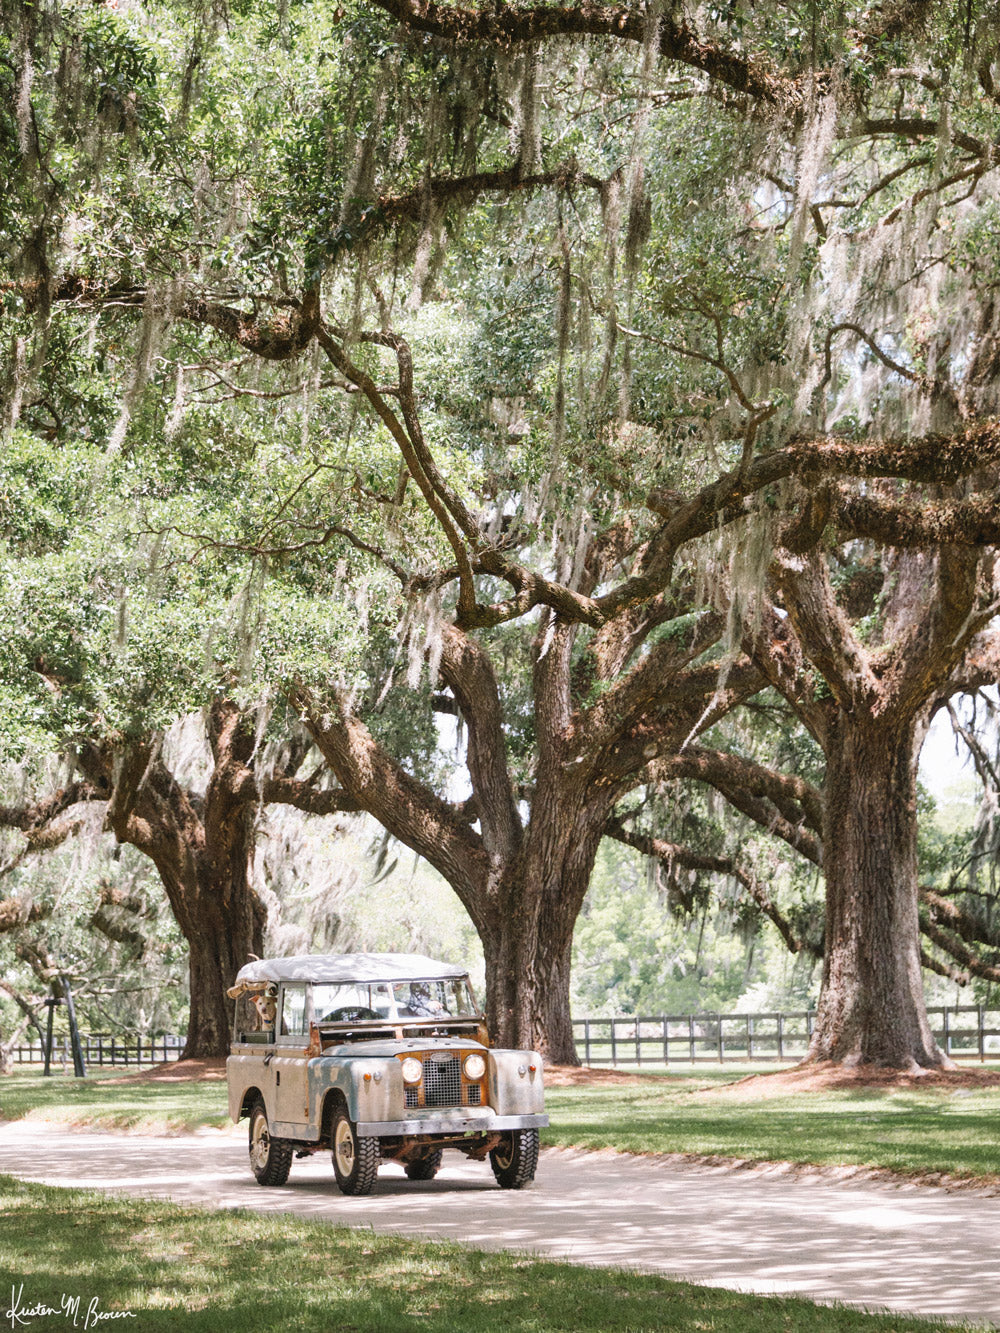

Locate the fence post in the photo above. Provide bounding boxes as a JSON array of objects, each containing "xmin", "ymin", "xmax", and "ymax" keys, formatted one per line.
[
  {"xmin": 688, "ymin": 1015, "xmax": 695, "ymax": 1062},
  {"xmin": 611, "ymin": 1019, "xmax": 618, "ymax": 1066},
  {"xmin": 777, "ymin": 1012, "xmax": 784, "ymax": 1060},
  {"xmin": 662, "ymin": 1017, "xmax": 669, "ymax": 1065},
  {"xmin": 980, "ymin": 1006, "xmax": 985, "ymax": 1062},
  {"xmin": 717, "ymin": 1015, "xmax": 724, "ymax": 1062},
  {"xmin": 42, "ymin": 995, "xmax": 56, "ymax": 1076}
]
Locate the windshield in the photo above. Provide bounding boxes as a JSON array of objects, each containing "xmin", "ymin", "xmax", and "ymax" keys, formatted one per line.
[
  {"xmin": 311, "ymin": 977, "xmax": 478, "ymax": 1023},
  {"xmin": 390, "ymin": 978, "xmax": 479, "ymax": 1019}
]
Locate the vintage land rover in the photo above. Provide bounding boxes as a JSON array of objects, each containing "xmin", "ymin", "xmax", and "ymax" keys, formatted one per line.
[{"xmin": 226, "ymin": 952, "xmax": 547, "ymax": 1194}]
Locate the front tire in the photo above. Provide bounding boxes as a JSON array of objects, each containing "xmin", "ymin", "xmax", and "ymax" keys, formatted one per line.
[
  {"xmin": 489, "ymin": 1128, "xmax": 539, "ymax": 1189},
  {"xmin": 248, "ymin": 1099, "xmax": 292, "ymax": 1186},
  {"xmin": 404, "ymin": 1149, "xmax": 443, "ymax": 1181},
  {"xmin": 332, "ymin": 1109, "xmax": 379, "ymax": 1195}
]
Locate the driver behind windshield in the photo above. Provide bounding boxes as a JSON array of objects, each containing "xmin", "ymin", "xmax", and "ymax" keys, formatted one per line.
[{"xmin": 403, "ymin": 982, "xmax": 447, "ymax": 1017}]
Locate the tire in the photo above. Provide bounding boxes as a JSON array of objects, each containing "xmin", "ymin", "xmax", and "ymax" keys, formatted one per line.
[
  {"xmin": 404, "ymin": 1149, "xmax": 443, "ymax": 1181},
  {"xmin": 489, "ymin": 1128, "xmax": 539, "ymax": 1189},
  {"xmin": 331, "ymin": 1108, "xmax": 379, "ymax": 1195},
  {"xmin": 248, "ymin": 1098, "xmax": 292, "ymax": 1186}
]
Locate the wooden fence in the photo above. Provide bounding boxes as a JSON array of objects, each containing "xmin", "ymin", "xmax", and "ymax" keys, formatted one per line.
[
  {"xmin": 571, "ymin": 1005, "xmax": 1000, "ymax": 1065},
  {"xmin": 10, "ymin": 1004, "xmax": 1000, "ymax": 1068},
  {"xmin": 9, "ymin": 1032, "xmax": 185, "ymax": 1069}
]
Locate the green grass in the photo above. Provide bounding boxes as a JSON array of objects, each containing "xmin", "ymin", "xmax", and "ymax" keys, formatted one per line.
[
  {"xmin": 5, "ymin": 1066, "xmax": 1000, "ymax": 1180},
  {"xmin": 0, "ymin": 1173, "xmax": 987, "ymax": 1332},
  {"xmin": 542, "ymin": 1072, "xmax": 1000, "ymax": 1179},
  {"xmin": 0, "ymin": 1072, "xmax": 229, "ymax": 1133}
]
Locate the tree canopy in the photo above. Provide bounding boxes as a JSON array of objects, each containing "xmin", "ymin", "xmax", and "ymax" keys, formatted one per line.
[{"xmin": 3, "ymin": 0, "xmax": 1000, "ymax": 1066}]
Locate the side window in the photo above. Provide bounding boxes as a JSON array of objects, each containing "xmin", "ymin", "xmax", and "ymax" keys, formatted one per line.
[{"xmin": 280, "ymin": 984, "xmax": 308, "ymax": 1037}]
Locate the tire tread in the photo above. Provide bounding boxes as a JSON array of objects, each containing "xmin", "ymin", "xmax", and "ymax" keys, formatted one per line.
[
  {"xmin": 490, "ymin": 1128, "xmax": 539, "ymax": 1189},
  {"xmin": 249, "ymin": 1100, "xmax": 293, "ymax": 1187}
]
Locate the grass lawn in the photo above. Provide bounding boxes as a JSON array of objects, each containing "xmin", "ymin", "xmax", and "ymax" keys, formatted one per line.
[
  {"xmin": 5, "ymin": 1066, "xmax": 1000, "ymax": 1180},
  {"xmin": 0, "ymin": 1173, "xmax": 989, "ymax": 1333},
  {"xmin": 0, "ymin": 1071, "xmax": 230, "ymax": 1133},
  {"xmin": 543, "ymin": 1069, "xmax": 1000, "ymax": 1180}
]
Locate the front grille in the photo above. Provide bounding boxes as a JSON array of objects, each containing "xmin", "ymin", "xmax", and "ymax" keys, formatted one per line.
[
  {"xmin": 423, "ymin": 1053, "xmax": 462, "ymax": 1107},
  {"xmin": 400, "ymin": 1052, "xmax": 487, "ymax": 1109}
]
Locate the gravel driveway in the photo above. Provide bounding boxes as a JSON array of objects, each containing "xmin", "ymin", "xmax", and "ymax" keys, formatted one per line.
[{"xmin": 1, "ymin": 1119, "xmax": 997, "ymax": 1327}]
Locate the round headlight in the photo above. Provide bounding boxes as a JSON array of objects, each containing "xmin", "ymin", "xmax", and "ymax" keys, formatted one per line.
[
  {"xmin": 400, "ymin": 1056, "xmax": 423, "ymax": 1085},
  {"xmin": 463, "ymin": 1053, "xmax": 486, "ymax": 1081}
]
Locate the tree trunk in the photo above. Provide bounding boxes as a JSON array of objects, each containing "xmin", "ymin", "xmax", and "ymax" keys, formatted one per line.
[
  {"xmin": 482, "ymin": 903, "xmax": 578, "ymax": 1063},
  {"xmin": 96, "ymin": 709, "xmax": 267, "ymax": 1061},
  {"xmin": 482, "ymin": 791, "xmax": 607, "ymax": 1065},
  {"xmin": 181, "ymin": 866, "xmax": 264, "ymax": 1059},
  {"xmin": 808, "ymin": 710, "xmax": 948, "ymax": 1069}
]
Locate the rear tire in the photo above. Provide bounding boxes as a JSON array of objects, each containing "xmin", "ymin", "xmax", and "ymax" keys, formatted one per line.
[
  {"xmin": 489, "ymin": 1128, "xmax": 539, "ymax": 1189},
  {"xmin": 404, "ymin": 1149, "xmax": 443, "ymax": 1181},
  {"xmin": 248, "ymin": 1098, "xmax": 292, "ymax": 1186},
  {"xmin": 332, "ymin": 1109, "xmax": 379, "ymax": 1195}
]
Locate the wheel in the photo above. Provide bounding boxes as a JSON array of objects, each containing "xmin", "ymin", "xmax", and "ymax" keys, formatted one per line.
[
  {"xmin": 489, "ymin": 1128, "xmax": 539, "ymax": 1189},
  {"xmin": 325, "ymin": 1006, "xmax": 381, "ymax": 1022},
  {"xmin": 404, "ymin": 1149, "xmax": 443, "ymax": 1181},
  {"xmin": 331, "ymin": 1108, "xmax": 379, "ymax": 1195},
  {"xmin": 248, "ymin": 1098, "xmax": 292, "ymax": 1186}
]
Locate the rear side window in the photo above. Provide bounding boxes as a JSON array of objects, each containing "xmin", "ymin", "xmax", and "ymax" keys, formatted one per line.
[{"xmin": 280, "ymin": 984, "xmax": 308, "ymax": 1036}]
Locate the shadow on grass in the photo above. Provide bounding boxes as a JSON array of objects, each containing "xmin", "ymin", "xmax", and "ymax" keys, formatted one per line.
[{"xmin": 0, "ymin": 1176, "xmax": 981, "ymax": 1333}]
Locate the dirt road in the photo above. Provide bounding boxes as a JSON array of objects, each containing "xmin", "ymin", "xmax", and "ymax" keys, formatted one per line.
[{"xmin": 1, "ymin": 1120, "xmax": 997, "ymax": 1326}]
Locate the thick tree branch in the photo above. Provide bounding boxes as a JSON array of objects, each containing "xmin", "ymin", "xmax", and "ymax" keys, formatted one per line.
[
  {"xmin": 946, "ymin": 630, "xmax": 1000, "ymax": 693},
  {"xmin": 289, "ymin": 683, "xmax": 491, "ymax": 929},
  {"xmin": 920, "ymin": 886, "xmax": 1000, "ymax": 951},
  {"xmin": 333, "ymin": 161, "xmax": 615, "ymax": 254},
  {"xmin": 861, "ymin": 117, "xmax": 986, "ymax": 159},
  {"xmin": 438, "ymin": 626, "xmax": 522, "ymax": 863},
  {"xmin": 89, "ymin": 905, "xmax": 147, "ymax": 955},
  {"xmin": 0, "ymin": 896, "xmax": 51, "ymax": 933},
  {"xmin": 260, "ymin": 776, "xmax": 366, "ymax": 816},
  {"xmin": 0, "ymin": 782, "xmax": 102, "ymax": 835},
  {"xmin": 656, "ymin": 746, "xmax": 824, "ymax": 865},
  {"xmin": 604, "ymin": 817, "xmax": 819, "ymax": 957},
  {"xmin": 831, "ymin": 490, "xmax": 1000, "ymax": 548},
  {"xmin": 919, "ymin": 914, "xmax": 1000, "ymax": 983},
  {"xmin": 919, "ymin": 948, "xmax": 970, "ymax": 986},
  {"xmin": 582, "ymin": 610, "xmax": 727, "ymax": 751},
  {"xmin": 773, "ymin": 550, "xmax": 874, "ymax": 713},
  {"xmin": 366, "ymin": 0, "xmax": 790, "ymax": 104}
]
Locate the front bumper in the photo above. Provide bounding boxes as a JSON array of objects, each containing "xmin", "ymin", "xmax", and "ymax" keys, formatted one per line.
[{"xmin": 356, "ymin": 1108, "xmax": 549, "ymax": 1136}]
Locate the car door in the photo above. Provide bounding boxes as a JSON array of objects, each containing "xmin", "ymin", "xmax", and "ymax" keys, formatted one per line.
[{"xmin": 271, "ymin": 983, "xmax": 310, "ymax": 1132}]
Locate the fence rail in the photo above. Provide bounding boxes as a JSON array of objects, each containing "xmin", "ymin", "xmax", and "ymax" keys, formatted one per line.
[
  {"xmin": 571, "ymin": 1005, "xmax": 1000, "ymax": 1065},
  {"xmin": 10, "ymin": 1033, "xmax": 185, "ymax": 1069},
  {"xmin": 10, "ymin": 1004, "xmax": 1000, "ymax": 1069}
]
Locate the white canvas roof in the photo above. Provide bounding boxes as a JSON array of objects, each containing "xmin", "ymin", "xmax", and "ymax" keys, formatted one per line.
[{"xmin": 233, "ymin": 952, "xmax": 469, "ymax": 987}]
